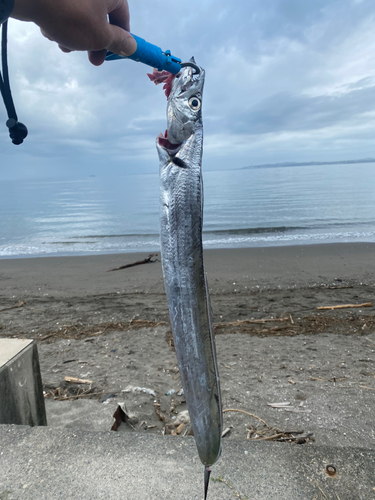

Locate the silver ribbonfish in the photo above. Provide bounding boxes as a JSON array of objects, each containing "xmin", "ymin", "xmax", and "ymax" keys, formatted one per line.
[{"xmin": 151, "ymin": 59, "xmax": 222, "ymax": 497}]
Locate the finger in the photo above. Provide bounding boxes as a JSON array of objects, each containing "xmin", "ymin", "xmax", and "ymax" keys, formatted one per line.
[
  {"xmin": 40, "ymin": 28, "xmax": 54, "ymax": 41},
  {"xmin": 59, "ymin": 44, "xmax": 73, "ymax": 53},
  {"xmin": 88, "ymin": 49, "xmax": 107, "ymax": 66},
  {"xmin": 108, "ymin": 0, "xmax": 131, "ymax": 31},
  {"xmin": 106, "ymin": 23, "xmax": 137, "ymax": 57}
]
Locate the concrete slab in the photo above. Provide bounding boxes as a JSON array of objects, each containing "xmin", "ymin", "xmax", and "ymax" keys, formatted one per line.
[
  {"xmin": 0, "ymin": 339, "xmax": 33, "ymax": 367},
  {"xmin": 0, "ymin": 426, "xmax": 374, "ymax": 500},
  {"xmin": 0, "ymin": 339, "xmax": 47, "ymax": 427}
]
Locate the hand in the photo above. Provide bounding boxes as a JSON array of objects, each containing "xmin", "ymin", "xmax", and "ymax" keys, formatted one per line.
[{"xmin": 11, "ymin": 0, "xmax": 137, "ymax": 66}]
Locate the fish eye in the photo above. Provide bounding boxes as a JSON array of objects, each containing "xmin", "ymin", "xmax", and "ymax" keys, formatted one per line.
[{"xmin": 188, "ymin": 96, "xmax": 201, "ymax": 111}]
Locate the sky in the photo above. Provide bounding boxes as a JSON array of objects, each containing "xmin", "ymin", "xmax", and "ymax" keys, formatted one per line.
[{"xmin": 2, "ymin": 0, "xmax": 375, "ymax": 180}]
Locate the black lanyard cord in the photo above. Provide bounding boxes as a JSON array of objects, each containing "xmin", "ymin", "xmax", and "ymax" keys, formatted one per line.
[{"xmin": 0, "ymin": 20, "xmax": 27, "ymax": 144}]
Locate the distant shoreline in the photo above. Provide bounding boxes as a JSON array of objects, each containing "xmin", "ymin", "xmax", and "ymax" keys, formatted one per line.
[{"xmin": 243, "ymin": 158, "xmax": 375, "ymax": 169}]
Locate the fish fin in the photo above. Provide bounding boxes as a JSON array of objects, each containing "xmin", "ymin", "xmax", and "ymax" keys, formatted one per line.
[{"xmin": 204, "ymin": 466, "xmax": 211, "ymax": 500}]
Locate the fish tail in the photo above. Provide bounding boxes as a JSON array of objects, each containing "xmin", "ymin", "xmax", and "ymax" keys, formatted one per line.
[{"xmin": 204, "ymin": 466, "xmax": 211, "ymax": 500}]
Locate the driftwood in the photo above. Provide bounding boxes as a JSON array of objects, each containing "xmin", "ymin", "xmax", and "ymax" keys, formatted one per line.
[
  {"xmin": 107, "ymin": 253, "xmax": 158, "ymax": 272},
  {"xmin": 267, "ymin": 402, "xmax": 291, "ymax": 408},
  {"xmin": 218, "ymin": 317, "xmax": 289, "ymax": 326},
  {"xmin": 0, "ymin": 300, "xmax": 25, "ymax": 313},
  {"xmin": 246, "ymin": 423, "xmax": 314, "ymax": 444},
  {"xmin": 221, "ymin": 427, "xmax": 232, "ymax": 438},
  {"xmin": 222, "ymin": 408, "xmax": 268, "ymax": 427},
  {"xmin": 317, "ymin": 302, "xmax": 373, "ymax": 310},
  {"xmin": 34, "ymin": 319, "xmax": 168, "ymax": 343},
  {"xmin": 253, "ymin": 433, "xmax": 284, "ymax": 441},
  {"xmin": 64, "ymin": 376, "xmax": 93, "ymax": 384},
  {"xmin": 47, "ymin": 390, "xmax": 113, "ymax": 401},
  {"xmin": 43, "ymin": 383, "xmax": 122, "ymax": 402}
]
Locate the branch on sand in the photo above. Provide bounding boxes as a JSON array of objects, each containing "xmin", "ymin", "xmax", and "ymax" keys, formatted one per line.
[
  {"xmin": 64, "ymin": 376, "xmax": 93, "ymax": 385},
  {"xmin": 107, "ymin": 253, "xmax": 158, "ymax": 272},
  {"xmin": 0, "ymin": 300, "xmax": 25, "ymax": 313},
  {"xmin": 317, "ymin": 302, "xmax": 373, "ymax": 310},
  {"xmin": 219, "ymin": 317, "xmax": 290, "ymax": 326}
]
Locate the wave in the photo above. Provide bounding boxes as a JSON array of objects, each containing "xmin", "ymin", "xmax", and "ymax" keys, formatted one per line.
[
  {"xmin": 203, "ymin": 230, "xmax": 375, "ymax": 247},
  {"xmin": 203, "ymin": 226, "xmax": 305, "ymax": 236},
  {"xmin": 1, "ymin": 227, "xmax": 375, "ymax": 258},
  {"xmin": 67, "ymin": 234, "xmax": 158, "ymax": 239},
  {"xmin": 63, "ymin": 221, "xmax": 375, "ymax": 241}
]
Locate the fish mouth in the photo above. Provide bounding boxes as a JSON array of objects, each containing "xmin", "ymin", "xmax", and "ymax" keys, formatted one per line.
[
  {"xmin": 158, "ymin": 130, "xmax": 182, "ymax": 153},
  {"xmin": 157, "ymin": 130, "xmax": 188, "ymax": 168}
]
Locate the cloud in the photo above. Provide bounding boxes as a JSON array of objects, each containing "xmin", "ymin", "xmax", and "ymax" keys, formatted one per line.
[
  {"xmin": 224, "ymin": 83, "xmax": 375, "ymax": 135},
  {"xmin": 1, "ymin": 0, "xmax": 375, "ymax": 178}
]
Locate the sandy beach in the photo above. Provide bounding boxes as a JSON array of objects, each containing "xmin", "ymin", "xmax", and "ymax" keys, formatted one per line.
[{"xmin": 1, "ymin": 243, "xmax": 374, "ymax": 450}]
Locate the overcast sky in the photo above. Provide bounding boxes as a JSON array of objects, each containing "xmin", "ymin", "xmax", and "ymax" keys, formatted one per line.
[{"xmin": 1, "ymin": 0, "xmax": 375, "ymax": 180}]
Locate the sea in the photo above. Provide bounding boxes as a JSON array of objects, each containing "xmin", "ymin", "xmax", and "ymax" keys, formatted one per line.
[{"xmin": 1, "ymin": 163, "xmax": 374, "ymax": 259}]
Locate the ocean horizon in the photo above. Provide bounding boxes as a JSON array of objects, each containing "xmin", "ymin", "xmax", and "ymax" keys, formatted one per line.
[{"xmin": 1, "ymin": 162, "xmax": 374, "ymax": 259}]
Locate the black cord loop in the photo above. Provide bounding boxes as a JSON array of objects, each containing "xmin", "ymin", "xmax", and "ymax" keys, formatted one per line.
[{"xmin": 0, "ymin": 20, "xmax": 28, "ymax": 144}]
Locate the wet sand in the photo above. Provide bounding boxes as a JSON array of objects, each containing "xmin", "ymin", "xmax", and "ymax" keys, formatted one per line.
[{"xmin": 1, "ymin": 243, "xmax": 374, "ymax": 449}]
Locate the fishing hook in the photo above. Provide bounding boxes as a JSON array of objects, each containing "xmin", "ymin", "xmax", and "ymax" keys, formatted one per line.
[{"xmin": 180, "ymin": 61, "xmax": 201, "ymax": 74}]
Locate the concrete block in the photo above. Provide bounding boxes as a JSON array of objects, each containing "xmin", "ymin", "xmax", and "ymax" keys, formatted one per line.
[{"xmin": 0, "ymin": 338, "xmax": 47, "ymax": 426}]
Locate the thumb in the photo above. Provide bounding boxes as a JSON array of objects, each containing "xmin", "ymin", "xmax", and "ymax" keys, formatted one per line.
[{"xmin": 106, "ymin": 25, "xmax": 137, "ymax": 57}]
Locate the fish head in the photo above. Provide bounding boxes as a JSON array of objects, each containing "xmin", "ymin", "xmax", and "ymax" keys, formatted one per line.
[{"xmin": 157, "ymin": 57, "xmax": 205, "ymax": 153}]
